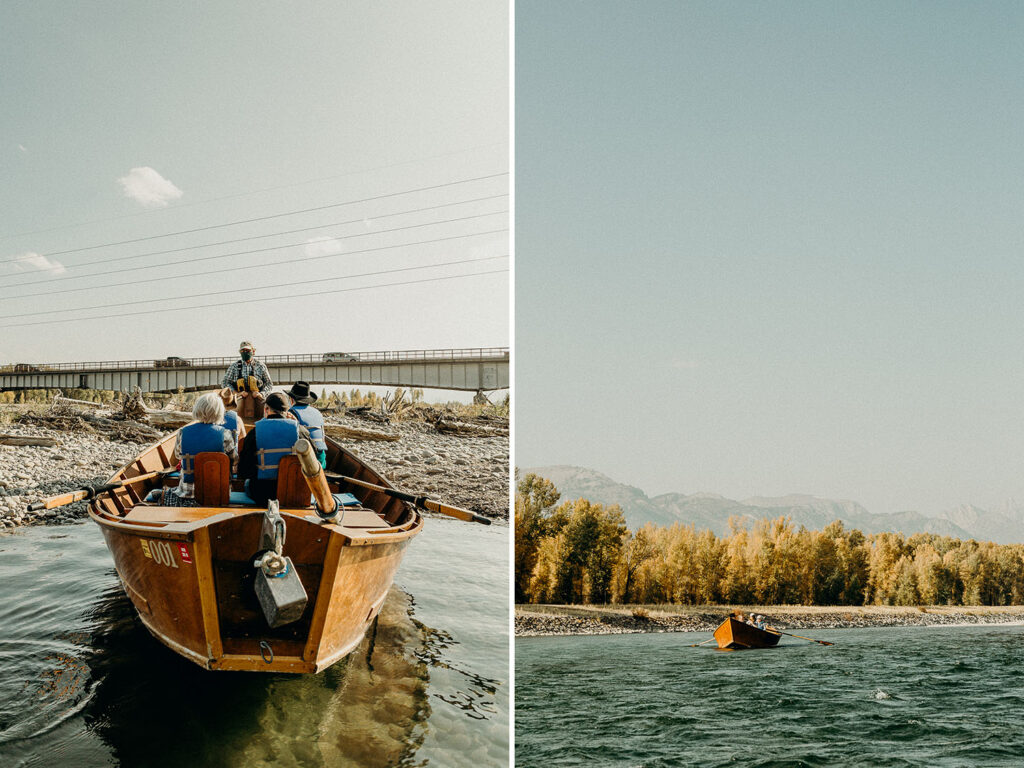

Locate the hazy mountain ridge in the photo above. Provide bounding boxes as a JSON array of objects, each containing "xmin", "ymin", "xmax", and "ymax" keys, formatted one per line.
[{"xmin": 522, "ymin": 465, "xmax": 1018, "ymax": 543}]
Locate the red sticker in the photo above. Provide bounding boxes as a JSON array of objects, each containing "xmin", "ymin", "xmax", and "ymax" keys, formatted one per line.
[{"xmin": 178, "ymin": 543, "xmax": 193, "ymax": 564}]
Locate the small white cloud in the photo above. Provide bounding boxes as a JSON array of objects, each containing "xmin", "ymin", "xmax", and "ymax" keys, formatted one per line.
[
  {"xmin": 18, "ymin": 144, "xmax": 26, "ymax": 153},
  {"xmin": 2, "ymin": 252, "xmax": 66, "ymax": 275},
  {"xmin": 304, "ymin": 237, "xmax": 344, "ymax": 258},
  {"xmin": 118, "ymin": 167, "xmax": 183, "ymax": 208}
]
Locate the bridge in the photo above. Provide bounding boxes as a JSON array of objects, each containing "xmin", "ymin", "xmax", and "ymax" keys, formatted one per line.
[{"xmin": 0, "ymin": 347, "xmax": 509, "ymax": 394}]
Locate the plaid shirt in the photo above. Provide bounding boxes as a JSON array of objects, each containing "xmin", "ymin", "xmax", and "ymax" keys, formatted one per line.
[{"xmin": 222, "ymin": 358, "xmax": 274, "ymax": 394}]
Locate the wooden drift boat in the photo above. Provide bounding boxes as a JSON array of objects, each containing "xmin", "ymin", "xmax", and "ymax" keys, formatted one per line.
[
  {"xmin": 713, "ymin": 617, "xmax": 782, "ymax": 650},
  {"xmin": 87, "ymin": 431, "xmax": 423, "ymax": 673}
]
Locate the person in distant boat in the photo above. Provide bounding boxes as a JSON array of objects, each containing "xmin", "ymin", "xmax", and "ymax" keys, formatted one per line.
[
  {"xmin": 238, "ymin": 392, "xmax": 312, "ymax": 507},
  {"xmin": 163, "ymin": 392, "xmax": 237, "ymax": 507},
  {"xmin": 218, "ymin": 388, "xmax": 246, "ymax": 470},
  {"xmin": 221, "ymin": 341, "xmax": 274, "ymax": 420},
  {"xmin": 286, "ymin": 381, "xmax": 327, "ymax": 468}
]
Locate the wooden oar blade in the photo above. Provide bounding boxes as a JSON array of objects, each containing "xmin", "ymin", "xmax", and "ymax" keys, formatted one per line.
[
  {"xmin": 26, "ymin": 482, "xmax": 121, "ymax": 512},
  {"xmin": 770, "ymin": 628, "xmax": 834, "ymax": 646},
  {"xmin": 422, "ymin": 499, "xmax": 491, "ymax": 525}
]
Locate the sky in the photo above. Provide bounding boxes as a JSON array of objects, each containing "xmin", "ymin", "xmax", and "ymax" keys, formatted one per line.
[
  {"xmin": 516, "ymin": 1, "xmax": 1024, "ymax": 517},
  {"xmin": 0, "ymin": 1, "xmax": 508, "ymax": 384}
]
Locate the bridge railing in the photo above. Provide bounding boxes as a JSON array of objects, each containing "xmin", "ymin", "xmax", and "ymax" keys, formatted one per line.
[{"xmin": 0, "ymin": 347, "xmax": 509, "ymax": 374}]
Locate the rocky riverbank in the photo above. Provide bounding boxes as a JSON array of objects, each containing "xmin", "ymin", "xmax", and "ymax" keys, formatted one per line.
[
  {"xmin": 515, "ymin": 604, "xmax": 1024, "ymax": 636},
  {"xmin": 0, "ymin": 401, "xmax": 508, "ymax": 528}
]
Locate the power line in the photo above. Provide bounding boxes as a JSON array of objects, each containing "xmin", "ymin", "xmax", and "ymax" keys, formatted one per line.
[
  {"xmin": 0, "ymin": 171, "xmax": 507, "ymax": 264},
  {"xmin": 0, "ymin": 142, "xmax": 508, "ymax": 243},
  {"xmin": 0, "ymin": 255, "xmax": 509, "ymax": 320},
  {"xmin": 0, "ymin": 228, "xmax": 510, "ymax": 301},
  {"xmin": 0, "ymin": 214, "xmax": 508, "ymax": 291},
  {"xmin": 0, "ymin": 192, "xmax": 507, "ymax": 280},
  {"xmin": 0, "ymin": 268, "xmax": 509, "ymax": 329}
]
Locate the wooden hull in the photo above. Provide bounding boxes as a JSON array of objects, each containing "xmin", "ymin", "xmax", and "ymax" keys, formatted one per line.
[
  {"xmin": 89, "ymin": 431, "xmax": 423, "ymax": 673},
  {"xmin": 713, "ymin": 617, "xmax": 782, "ymax": 650}
]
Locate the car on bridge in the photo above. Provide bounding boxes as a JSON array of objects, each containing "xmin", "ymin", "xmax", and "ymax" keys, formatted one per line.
[
  {"xmin": 13, "ymin": 363, "xmax": 40, "ymax": 373},
  {"xmin": 322, "ymin": 352, "xmax": 359, "ymax": 363},
  {"xmin": 154, "ymin": 356, "xmax": 191, "ymax": 368}
]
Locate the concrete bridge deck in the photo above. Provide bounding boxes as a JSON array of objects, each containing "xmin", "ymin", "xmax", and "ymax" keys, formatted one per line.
[{"xmin": 0, "ymin": 347, "xmax": 509, "ymax": 394}]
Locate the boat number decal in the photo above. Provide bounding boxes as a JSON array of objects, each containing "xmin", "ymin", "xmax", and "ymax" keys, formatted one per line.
[
  {"xmin": 178, "ymin": 543, "xmax": 193, "ymax": 564},
  {"xmin": 140, "ymin": 539, "xmax": 180, "ymax": 569}
]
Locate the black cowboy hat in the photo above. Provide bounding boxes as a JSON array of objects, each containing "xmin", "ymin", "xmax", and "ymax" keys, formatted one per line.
[{"xmin": 285, "ymin": 381, "xmax": 318, "ymax": 404}]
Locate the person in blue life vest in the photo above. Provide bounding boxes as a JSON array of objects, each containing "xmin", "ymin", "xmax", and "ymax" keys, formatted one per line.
[
  {"xmin": 238, "ymin": 392, "xmax": 312, "ymax": 507},
  {"xmin": 286, "ymin": 381, "xmax": 327, "ymax": 468},
  {"xmin": 218, "ymin": 387, "xmax": 247, "ymax": 471},
  {"xmin": 222, "ymin": 341, "xmax": 274, "ymax": 421},
  {"xmin": 163, "ymin": 392, "xmax": 237, "ymax": 507}
]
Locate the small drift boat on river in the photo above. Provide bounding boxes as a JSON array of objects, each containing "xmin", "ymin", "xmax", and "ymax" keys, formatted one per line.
[
  {"xmin": 77, "ymin": 432, "xmax": 426, "ymax": 673},
  {"xmin": 713, "ymin": 617, "xmax": 782, "ymax": 650}
]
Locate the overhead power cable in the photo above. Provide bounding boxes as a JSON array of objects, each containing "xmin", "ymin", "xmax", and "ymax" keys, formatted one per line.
[
  {"xmin": 0, "ymin": 254, "xmax": 509, "ymax": 321},
  {"xmin": 0, "ymin": 142, "xmax": 507, "ymax": 243},
  {"xmin": 0, "ymin": 172, "xmax": 508, "ymax": 264},
  {"xmin": 0, "ymin": 193, "xmax": 507, "ymax": 281},
  {"xmin": 0, "ymin": 268, "xmax": 509, "ymax": 329},
  {"xmin": 0, "ymin": 227, "xmax": 509, "ymax": 301},
  {"xmin": 0, "ymin": 213, "xmax": 508, "ymax": 292}
]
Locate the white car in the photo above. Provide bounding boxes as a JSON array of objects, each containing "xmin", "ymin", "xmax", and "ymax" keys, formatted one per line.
[{"xmin": 322, "ymin": 352, "xmax": 359, "ymax": 363}]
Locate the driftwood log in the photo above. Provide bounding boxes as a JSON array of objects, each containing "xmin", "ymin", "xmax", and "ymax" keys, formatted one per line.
[
  {"xmin": 142, "ymin": 409, "xmax": 195, "ymax": 429},
  {"xmin": 0, "ymin": 434, "xmax": 58, "ymax": 447},
  {"xmin": 323, "ymin": 423, "xmax": 400, "ymax": 442},
  {"xmin": 53, "ymin": 396, "xmax": 104, "ymax": 410},
  {"xmin": 433, "ymin": 418, "xmax": 509, "ymax": 438}
]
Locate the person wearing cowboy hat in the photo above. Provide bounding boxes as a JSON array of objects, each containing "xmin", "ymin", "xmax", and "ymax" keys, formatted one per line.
[
  {"xmin": 286, "ymin": 381, "xmax": 328, "ymax": 468},
  {"xmin": 221, "ymin": 341, "xmax": 274, "ymax": 420}
]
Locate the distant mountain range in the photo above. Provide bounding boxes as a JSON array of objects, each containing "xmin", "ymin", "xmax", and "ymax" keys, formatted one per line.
[{"xmin": 521, "ymin": 465, "xmax": 1024, "ymax": 544}]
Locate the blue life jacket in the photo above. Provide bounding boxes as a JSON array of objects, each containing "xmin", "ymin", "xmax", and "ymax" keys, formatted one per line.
[
  {"xmin": 290, "ymin": 404, "xmax": 327, "ymax": 453},
  {"xmin": 222, "ymin": 410, "xmax": 242, "ymax": 440},
  {"xmin": 180, "ymin": 422, "xmax": 228, "ymax": 484},
  {"xmin": 253, "ymin": 418, "xmax": 300, "ymax": 479}
]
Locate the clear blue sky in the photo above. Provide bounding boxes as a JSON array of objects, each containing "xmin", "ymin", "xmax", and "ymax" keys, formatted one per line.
[
  {"xmin": 516, "ymin": 1, "xmax": 1024, "ymax": 516},
  {"xmin": 0, "ymin": 2, "xmax": 508, "ymax": 372}
]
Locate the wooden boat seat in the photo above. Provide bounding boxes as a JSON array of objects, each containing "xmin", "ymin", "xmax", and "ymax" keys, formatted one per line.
[
  {"xmin": 122, "ymin": 504, "xmax": 388, "ymax": 528},
  {"xmin": 194, "ymin": 452, "xmax": 230, "ymax": 507},
  {"xmin": 333, "ymin": 508, "xmax": 391, "ymax": 529},
  {"xmin": 276, "ymin": 455, "xmax": 312, "ymax": 509}
]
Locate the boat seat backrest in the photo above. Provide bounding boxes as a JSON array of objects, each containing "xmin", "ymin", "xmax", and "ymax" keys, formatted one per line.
[
  {"xmin": 276, "ymin": 454, "xmax": 311, "ymax": 508},
  {"xmin": 194, "ymin": 452, "xmax": 230, "ymax": 507}
]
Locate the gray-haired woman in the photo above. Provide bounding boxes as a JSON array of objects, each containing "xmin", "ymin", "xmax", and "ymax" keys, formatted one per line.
[{"xmin": 163, "ymin": 392, "xmax": 237, "ymax": 507}]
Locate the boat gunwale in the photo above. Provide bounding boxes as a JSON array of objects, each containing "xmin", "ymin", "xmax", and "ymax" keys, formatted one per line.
[{"xmin": 89, "ymin": 429, "xmax": 423, "ymax": 540}]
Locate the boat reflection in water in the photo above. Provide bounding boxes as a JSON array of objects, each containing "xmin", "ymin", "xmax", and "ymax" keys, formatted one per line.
[{"xmin": 75, "ymin": 582, "xmax": 432, "ymax": 768}]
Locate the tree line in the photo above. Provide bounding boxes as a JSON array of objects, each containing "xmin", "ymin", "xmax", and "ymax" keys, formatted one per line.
[{"xmin": 515, "ymin": 473, "xmax": 1024, "ymax": 606}]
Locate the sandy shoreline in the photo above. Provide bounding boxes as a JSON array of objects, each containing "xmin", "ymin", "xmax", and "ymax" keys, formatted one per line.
[{"xmin": 516, "ymin": 604, "xmax": 1024, "ymax": 637}]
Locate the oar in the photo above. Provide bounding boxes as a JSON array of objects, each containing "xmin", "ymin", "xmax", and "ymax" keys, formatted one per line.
[
  {"xmin": 324, "ymin": 472, "xmax": 491, "ymax": 525},
  {"xmin": 685, "ymin": 637, "xmax": 717, "ymax": 648},
  {"xmin": 26, "ymin": 470, "xmax": 168, "ymax": 512},
  {"xmin": 767, "ymin": 627, "xmax": 834, "ymax": 646}
]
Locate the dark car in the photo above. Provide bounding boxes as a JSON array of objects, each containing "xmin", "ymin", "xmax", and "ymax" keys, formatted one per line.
[
  {"xmin": 13, "ymin": 363, "xmax": 40, "ymax": 373},
  {"xmin": 154, "ymin": 356, "xmax": 191, "ymax": 368}
]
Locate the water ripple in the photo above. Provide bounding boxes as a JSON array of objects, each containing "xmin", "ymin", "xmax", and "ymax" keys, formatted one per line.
[{"xmin": 517, "ymin": 626, "xmax": 1024, "ymax": 767}]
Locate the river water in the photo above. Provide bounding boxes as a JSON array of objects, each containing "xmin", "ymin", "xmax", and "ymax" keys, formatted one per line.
[
  {"xmin": 516, "ymin": 625, "xmax": 1024, "ymax": 767},
  {"xmin": 0, "ymin": 516, "xmax": 508, "ymax": 768}
]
